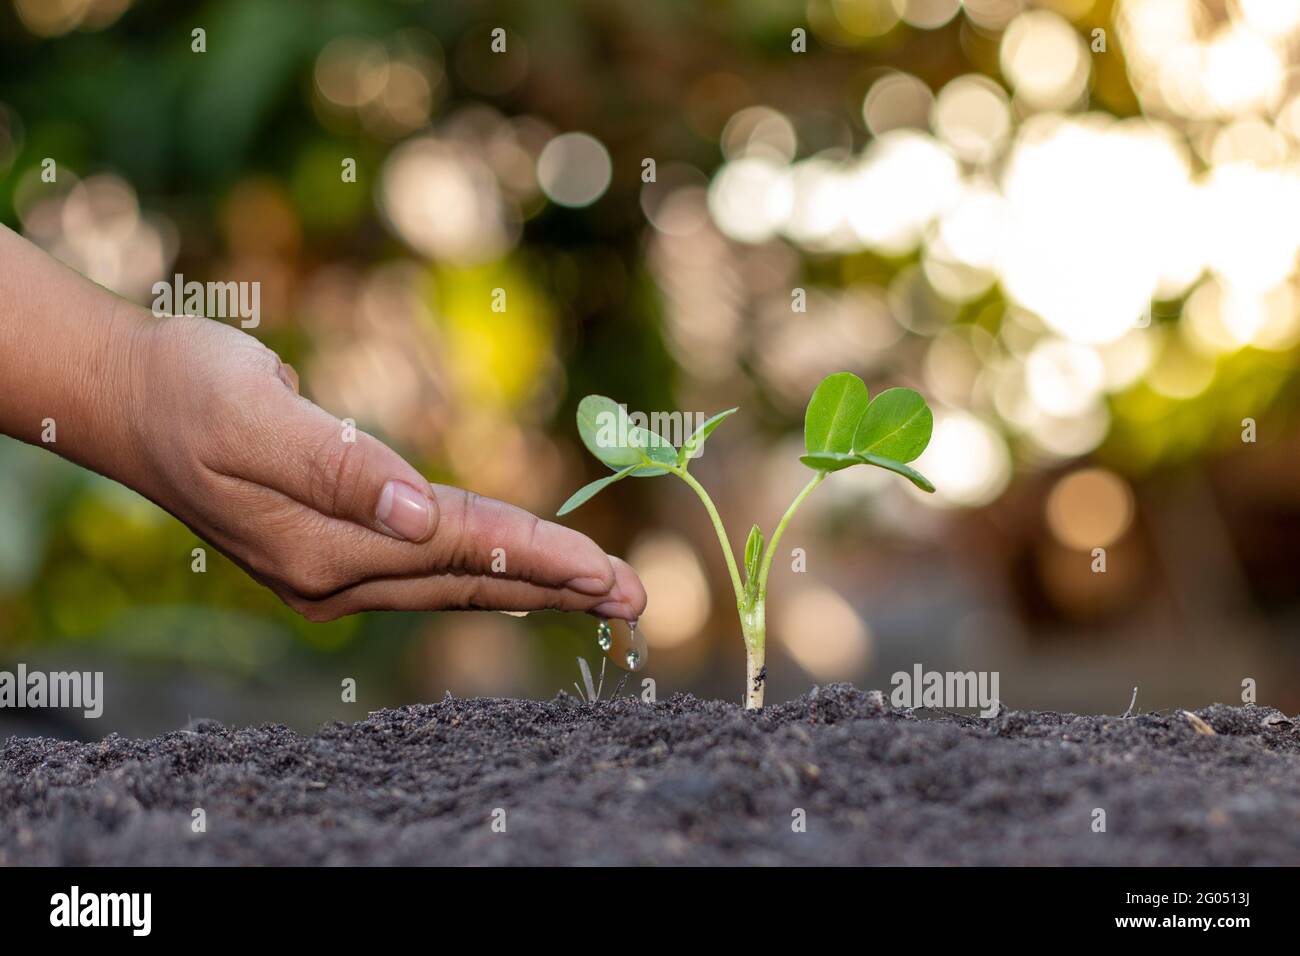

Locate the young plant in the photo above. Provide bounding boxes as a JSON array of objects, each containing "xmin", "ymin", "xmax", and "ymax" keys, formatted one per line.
[{"xmin": 558, "ymin": 372, "xmax": 935, "ymax": 709}]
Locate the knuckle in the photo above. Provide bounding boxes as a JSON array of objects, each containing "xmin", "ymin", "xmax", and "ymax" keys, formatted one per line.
[
  {"xmin": 434, "ymin": 575, "xmax": 485, "ymax": 611},
  {"xmin": 459, "ymin": 491, "xmax": 522, "ymax": 575},
  {"xmin": 281, "ymin": 554, "xmax": 346, "ymax": 602},
  {"xmin": 522, "ymin": 511, "xmax": 541, "ymax": 562},
  {"xmin": 308, "ymin": 430, "xmax": 369, "ymax": 518},
  {"xmin": 460, "ymin": 576, "xmax": 488, "ymax": 611},
  {"xmin": 437, "ymin": 489, "xmax": 477, "ymax": 568}
]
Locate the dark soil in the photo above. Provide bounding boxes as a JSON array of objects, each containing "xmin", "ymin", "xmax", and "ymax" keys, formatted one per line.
[{"xmin": 2, "ymin": 685, "xmax": 1298, "ymax": 865}]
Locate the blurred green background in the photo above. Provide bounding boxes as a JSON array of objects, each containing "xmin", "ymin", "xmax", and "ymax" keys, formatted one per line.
[{"xmin": 3, "ymin": 0, "xmax": 1299, "ymax": 737}]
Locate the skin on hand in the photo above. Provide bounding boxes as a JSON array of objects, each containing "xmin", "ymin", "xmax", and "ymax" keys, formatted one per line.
[
  {"xmin": 0, "ymin": 226, "xmax": 646, "ymax": 623},
  {"xmin": 120, "ymin": 316, "xmax": 647, "ymax": 622}
]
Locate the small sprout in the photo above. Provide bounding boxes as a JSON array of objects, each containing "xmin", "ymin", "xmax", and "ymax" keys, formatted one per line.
[
  {"xmin": 1182, "ymin": 710, "xmax": 1217, "ymax": 736},
  {"xmin": 572, "ymin": 658, "xmax": 605, "ymax": 702},
  {"xmin": 1122, "ymin": 686, "xmax": 1139, "ymax": 718},
  {"xmin": 743, "ymin": 524, "xmax": 764, "ymax": 596},
  {"xmin": 570, "ymin": 655, "xmax": 628, "ymax": 703},
  {"xmin": 559, "ymin": 372, "xmax": 935, "ymax": 708},
  {"xmin": 576, "ymin": 656, "xmax": 601, "ymax": 702},
  {"xmin": 679, "ymin": 407, "xmax": 738, "ymax": 465}
]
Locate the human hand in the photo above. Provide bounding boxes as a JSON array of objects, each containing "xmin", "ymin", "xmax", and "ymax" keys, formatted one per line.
[{"xmin": 110, "ymin": 314, "xmax": 646, "ymax": 623}]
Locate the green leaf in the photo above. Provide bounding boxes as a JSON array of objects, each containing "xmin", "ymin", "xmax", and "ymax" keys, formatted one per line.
[
  {"xmin": 804, "ymin": 373, "xmax": 870, "ymax": 456},
  {"xmin": 855, "ymin": 452, "xmax": 935, "ymax": 493},
  {"xmin": 677, "ymin": 407, "xmax": 738, "ymax": 466},
  {"xmin": 743, "ymin": 524, "xmax": 764, "ymax": 584},
  {"xmin": 556, "ymin": 464, "xmax": 640, "ymax": 516},
  {"xmin": 799, "ymin": 451, "xmax": 860, "ymax": 473},
  {"xmin": 576, "ymin": 395, "xmax": 677, "ymax": 477},
  {"xmin": 798, "ymin": 450, "xmax": 935, "ymax": 492},
  {"xmin": 853, "ymin": 387, "xmax": 933, "ymax": 463},
  {"xmin": 627, "ymin": 435, "xmax": 677, "ymax": 476},
  {"xmin": 576, "ymin": 396, "xmax": 633, "ymax": 467}
]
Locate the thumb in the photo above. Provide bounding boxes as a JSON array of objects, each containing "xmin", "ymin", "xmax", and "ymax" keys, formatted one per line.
[{"xmin": 237, "ymin": 372, "xmax": 438, "ymax": 542}]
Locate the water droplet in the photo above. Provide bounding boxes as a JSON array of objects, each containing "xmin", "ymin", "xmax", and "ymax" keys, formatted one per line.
[
  {"xmin": 593, "ymin": 619, "xmax": 649, "ymax": 672},
  {"xmin": 621, "ymin": 618, "xmax": 648, "ymax": 672}
]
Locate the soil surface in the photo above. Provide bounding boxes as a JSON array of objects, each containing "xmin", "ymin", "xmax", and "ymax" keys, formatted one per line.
[{"xmin": 2, "ymin": 685, "xmax": 1298, "ymax": 865}]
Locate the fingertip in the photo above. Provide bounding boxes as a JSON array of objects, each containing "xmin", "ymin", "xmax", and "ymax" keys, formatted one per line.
[
  {"xmin": 556, "ymin": 527, "xmax": 617, "ymax": 595},
  {"xmin": 589, "ymin": 599, "xmax": 636, "ymax": 620},
  {"xmin": 566, "ymin": 573, "xmax": 617, "ymax": 597},
  {"xmin": 375, "ymin": 479, "xmax": 438, "ymax": 543},
  {"xmin": 607, "ymin": 554, "xmax": 647, "ymax": 619}
]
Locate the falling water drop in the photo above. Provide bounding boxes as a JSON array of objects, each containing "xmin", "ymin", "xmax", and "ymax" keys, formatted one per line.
[
  {"xmin": 593, "ymin": 618, "xmax": 648, "ymax": 672},
  {"xmin": 621, "ymin": 618, "xmax": 648, "ymax": 672}
]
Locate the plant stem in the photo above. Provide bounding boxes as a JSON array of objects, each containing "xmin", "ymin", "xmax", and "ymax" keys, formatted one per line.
[
  {"xmin": 755, "ymin": 472, "xmax": 825, "ymax": 601},
  {"xmin": 672, "ymin": 466, "xmax": 826, "ymax": 711},
  {"xmin": 738, "ymin": 472, "xmax": 824, "ymax": 710},
  {"xmin": 741, "ymin": 597, "xmax": 766, "ymax": 710},
  {"xmin": 671, "ymin": 466, "xmax": 745, "ymax": 608}
]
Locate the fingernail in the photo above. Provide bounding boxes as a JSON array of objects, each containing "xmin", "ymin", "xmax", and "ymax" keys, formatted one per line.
[
  {"xmin": 592, "ymin": 599, "xmax": 634, "ymax": 620},
  {"xmin": 376, "ymin": 480, "xmax": 433, "ymax": 541},
  {"xmin": 277, "ymin": 362, "xmax": 300, "ymax": 393},
  {"xmin": 567, "ymin": 575, "xmax": 614, "ymax": 596}
]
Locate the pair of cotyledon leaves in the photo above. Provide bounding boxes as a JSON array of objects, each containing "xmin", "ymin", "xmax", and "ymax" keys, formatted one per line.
[
  {"xmin": 797, "ymin": 372, "xmax": 935, "ymax": 492},
  {"xmin": 557, "ymin": 372, "xmax": 934, "ymax": 517}
]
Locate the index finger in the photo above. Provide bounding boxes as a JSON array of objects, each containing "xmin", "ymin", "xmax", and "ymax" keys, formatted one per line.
[
  {"xmin": 270, "ymin": 483, "xmax": 624, "ymax": 598},
  {"xmin": 422, "ymin": 484, "xmax": 621, "ymax": 595}
]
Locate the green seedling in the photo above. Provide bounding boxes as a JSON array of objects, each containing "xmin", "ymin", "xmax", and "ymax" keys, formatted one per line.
[{"xmin": 559, "ymin": 372, "xmax": 935, "ymax": 709}]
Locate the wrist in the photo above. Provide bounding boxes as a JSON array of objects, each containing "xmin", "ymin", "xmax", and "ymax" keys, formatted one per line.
[
  {"xmin": 79, "ymin": 298, "xmax": 155, "ymax": 484},
  {"xmin": 0, "ymin": 225, "xmax": 155, "ymax": 480},
  {"xmin": 35, "ymin": 293, "xmax": 155, "ymax": 485}
]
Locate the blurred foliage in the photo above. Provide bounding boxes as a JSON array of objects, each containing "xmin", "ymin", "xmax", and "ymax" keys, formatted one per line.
[{"xmin": 3, "ymin": 0, "xmax": 1300, "ymax": 717}]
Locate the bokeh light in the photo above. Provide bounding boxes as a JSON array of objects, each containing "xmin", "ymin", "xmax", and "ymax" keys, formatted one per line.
[
  {"xmin": 776, "ymin": 585, "xmax": 872, "ymax": 680},
  {"xmin": 13, "ymin": 0, "xmax": 128, "ymax": 37},
  {"xmin": 1000, "ymin": 10, "xmax": 1090, "ymax": 111},
  {"xmin": 20, "ymin": 173, "xmax": 175, "ymax": 302},
  {"xmin": 536, "ymin": 132, "xmax": 613, "ymax": 208},
  {"xmin": 1046, "ymin": 468, "xmax": 1136, "ymax": 551},
  {"xmin": 380, "ymin": 133, "xmax": 518, "ymax": 264},
  {"xmin": 932, "ymin": 75, "xmax": 1012, "ymax": 165},
  {"xmin": 708, "ymin": 156, "xmax": 794, "ymax": 243},
  {"xmin": 912, "ymin": 411, "xmax": 1013, "ymax": 508},
  {"xmin": 864, "ymin": 72, "xmax": 933, "ymax": 137},
  {"xmin": 628, "ymin": 533, "xmax": 711, "ymax": 649}
]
